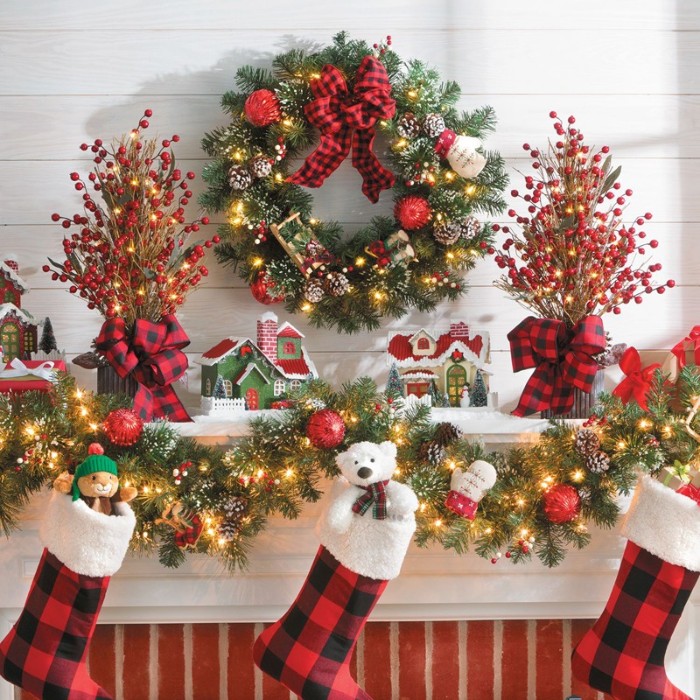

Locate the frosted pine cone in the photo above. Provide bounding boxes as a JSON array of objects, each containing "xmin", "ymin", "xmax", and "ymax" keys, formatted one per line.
[
  {"xmin": 250, "ymin": 155, "xmax": 272, "ymax": 179},
  {"xmin": 433, "ymin": 422, "xmax": 463, "ymax": 446},
  {"xmin": 397, "ymin": 112, "xmax": 421, "ymax": 138},
  {"xmin": 426, "ymin": 441, "xmax": 446, "ymax": 466},
  {"xmin": 433, "ymin": 221, "xmax": 462, "ymax": 245},
  {"xmin": 219, "ymin": 497, "xmax": 248, "ymax": 541},
  {"xmin": 586, "ymin": 451, "xmax": 610, "ymax": 474},
  {"xmin": 326, "ymin": 271, "xmax": 350, "ymax": 297},
  {"xmin": 458, "ymin": 216, "xmax": 482, "ymax": 241},
  {"xmin": 423, "ymin": 113, "xmax": 446, "ymax": 138},
  {"xmin": 303, "ymin": 278, "xmax": 325, "ymax": 303},
  {"xmin": 228, "ymin": 165, "xmax": 253, "ymax": 191},
  {"xmin": 574, "ymin": 429, "xmax": 600, "ymax": 456}
]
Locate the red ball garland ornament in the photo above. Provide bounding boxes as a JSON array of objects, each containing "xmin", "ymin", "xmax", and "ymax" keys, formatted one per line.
[
  {"xmin": 542, "ymin": 484, "xmax": 581, "ymax": 524},
  {"xmin": 103, "ymin": 408, "xmax": 144, "ymax": 447},
  {"xmin": 394, "ymin": 195, "xmax": 432, "ymax": 231},
  {"xmin": 244, "ymin": 89, "xmax": 282, "ymax": 127},
  {"xmin": 250, "ymin": 270, "xmax": 285, "ymax": 305},
  {"xmin": 306, "ymin": 409, "xmax": 346, "ymax": 449}
]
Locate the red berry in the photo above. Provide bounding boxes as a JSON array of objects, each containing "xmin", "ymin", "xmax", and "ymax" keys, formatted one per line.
[
  {"xmin": 144, "ymin": 108, "xmax": 153, "ymax": 117},
  {"xmin": 549, "ymin": 110, "xmax": 557, "ymax": 118}
]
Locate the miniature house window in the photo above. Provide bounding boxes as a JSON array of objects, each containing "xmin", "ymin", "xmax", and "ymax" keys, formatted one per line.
[
  {"xmin": 417, "ymin": 337, "xmax": 430, "ymax": 350},
  {"xmin": 284, "ymin": 341, "xmax": 295, "ymax": 355},
  {"xmin": 223, "ymin": 380, "xmax": 233, "ymax": 397},
  {"xmin": 406, "ymin": 382, "xmax": 428, "ymax": 397},
  {"xmin": 3, "ymin": 290, "xmax": 13, "ymax": 303},
  {"xmin": 274, "ymin": 379, "xmax": 286, "ymax": 396},
  {"xmin": 289, "ymin": 379, "xmax": 302, "ymax": 391}
]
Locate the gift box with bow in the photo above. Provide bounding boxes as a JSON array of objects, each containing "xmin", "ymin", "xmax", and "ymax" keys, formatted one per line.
[{"xmin": 0, "ymin": 358, "xmax": 66, "ymax": 393}]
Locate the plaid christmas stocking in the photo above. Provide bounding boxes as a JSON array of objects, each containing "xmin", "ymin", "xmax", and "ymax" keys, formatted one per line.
[
  {"xmin": 572, "ymin": 476, "xmax": 700, "ymax": 699},
  {"xmin": 253, "ymin": 545, "xmax": 387, "ymax": 700},
  {"xmin": 0, "ymin": 490, "xmax": 135, "ymax": 700}
]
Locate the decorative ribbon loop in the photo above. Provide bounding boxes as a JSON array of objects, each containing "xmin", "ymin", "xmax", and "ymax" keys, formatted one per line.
[
  {"xmin": 96, "ymin": 314, "xmax": 192, "ymax": 422},
  {"xmin": 508, "ymin": 316, "xmax": 607, "ymax": 417},
  {"xmin": 0, "ymin": 358, "xmax": 58, "ymax": 381},
  {"xmin": 671, "ymin": 326, "xmax": 700, "ymax": 369},
  {"xmin": 351, "ymin": 479, "xmax": 390, "ymax": 519},
  {"xmin": 612, "ymin": 346, "xmax": 660, "ymax": 411},
  {"xmin": 287, "ymin": 55, "xmax": 396, "ymax": 203}
]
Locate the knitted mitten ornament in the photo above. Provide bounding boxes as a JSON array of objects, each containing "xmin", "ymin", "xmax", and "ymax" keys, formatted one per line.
[
  {"xmin": 572, "ymin": 476, "xmax": 700, "ymax": 700},
  {"xmin": 0, "ymin": 449, "xmax": 135, "ymax": 699},
  {"xmin": 253, "ymin": 441, "xmax": 418, "ymax": 699}
]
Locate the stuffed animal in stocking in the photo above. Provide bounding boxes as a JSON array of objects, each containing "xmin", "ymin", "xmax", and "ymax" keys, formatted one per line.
[
  {"xmin": 572, "ymin": 475, "xmax": 700, "ymax": 699},
  {"xmin": 0, "ymin": 445, "xmax": 136, "ymax": 699},
  {"xmin": 254, "ymin": 440, "xmax": 418, "ymax": 699}
]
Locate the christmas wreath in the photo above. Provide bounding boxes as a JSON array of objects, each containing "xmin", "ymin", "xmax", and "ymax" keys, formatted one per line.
[{"xmin": 201, "ymin": 32, "xmax": 508, "ymax": 333}]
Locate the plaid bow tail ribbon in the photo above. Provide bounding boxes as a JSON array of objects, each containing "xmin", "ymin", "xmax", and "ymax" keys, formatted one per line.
[
  {"xmin": 287, "ymin": 55, "xmax": 396, "ymax": 203},
  {"xmin": 612, "ymin": 346, "xmax": 660, "ymax": 411},
  {"xmin": 95, "ymin": 314, "xmax": 192, "ymax": 422},
  {"xmin": 351, "ymin": 479, "xmax": 390, "ymax": 519},
  {"xmin": 508, "ymin": 316, "xmax": 607, "ymax": 417},
  {"xmin": 671, "ymin": 326, "xmax": 700, "ymax": 369}
]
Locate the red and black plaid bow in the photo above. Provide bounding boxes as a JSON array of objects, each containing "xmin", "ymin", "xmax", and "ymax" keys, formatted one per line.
[
  {"xmin": 351, "ymin": 479, "xmax": 390, "ymax": 519},
  {"xmin": 612, "ymin": 347, "xmax": 660, "ymax": 411},
  {"xmin": 508, "ymin": 316, "xmax": 606, "ymax": 417},
  {"xmin": 287, "ymin": 55, "xmax": 396, "ymax": 203},
  {"xmin": 174, "ymin": 514, "xmax": 203, "ymax": 548},
  {"xmin": 95, "ymin": 314, "xmax": 192, "ymax": 422}
]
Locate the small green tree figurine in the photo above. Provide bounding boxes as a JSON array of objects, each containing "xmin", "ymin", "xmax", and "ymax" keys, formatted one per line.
[
  {"xmin": 469, "ymin": 369, "xmax": 488, "ymax": 407},
  {"xmin": 213, "ymin": 376, "xmax": 227, "ymax": 399},
  {"xmin": 38, "ymin": 317, "xmax": 58, "ymax": 354},
  {"xmin": 386, "ymin": 363, "xmax": 404, "ymax": 396}
]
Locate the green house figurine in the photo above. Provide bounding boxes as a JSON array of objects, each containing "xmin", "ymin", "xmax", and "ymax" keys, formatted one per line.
[
  {"xmin": 0, "ymin": 256, "xmax": 38, "ymax": 362},
  {"xmin": 198, "ymin": 312, "xmax": 319, "ymax": 414}
]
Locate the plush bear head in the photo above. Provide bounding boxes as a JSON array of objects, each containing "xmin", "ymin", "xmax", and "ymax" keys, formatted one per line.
[
  {"xmin": 72, "ymin": 444, "xmax": 120, "ymax": 501},
  {"xmin": 335, "ymin": 440, "xmax": 398, "ymax": 486}
]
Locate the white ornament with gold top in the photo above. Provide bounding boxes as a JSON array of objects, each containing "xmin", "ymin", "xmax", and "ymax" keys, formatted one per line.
[{"xmin": 435, "ymin": 129, "xmax": 487, "ymax": 179}]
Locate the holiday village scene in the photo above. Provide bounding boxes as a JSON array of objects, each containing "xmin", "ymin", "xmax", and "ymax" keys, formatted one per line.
[{"xmin": 0, "ymin": 5, "xmax": 698, "ymax": 699}]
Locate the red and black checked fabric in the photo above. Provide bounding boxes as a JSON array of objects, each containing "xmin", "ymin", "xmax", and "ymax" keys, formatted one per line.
[
  {"xmin": 287, "ymin": 55, "xmax": 396, "ymax": 203},
  {"xmin": 351, "ymin": 480, "xmax": 390, "ymax": 519},
  {"xmin": 0, "ymin": 548, "xmax": 112, "ymax": 700},
  {"xmin": 253, "ymin": 545, "xmax": 387, "ymax": 699},
  {"xmin": 95, "ymin": 313, "xmax": 192, "ymax": 422},
  {"xmin": 572, "ymin": 541, "xmax": 698, "ymax": 700},
  {"xmin": 507, "ymin": 315, "xmax": 607, "ymax": 417}
]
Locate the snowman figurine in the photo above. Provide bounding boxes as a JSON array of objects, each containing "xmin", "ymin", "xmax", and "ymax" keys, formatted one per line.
[
  {"xmin": 445, "ymin": 459, "xmax": 497, "ymax": 520},
  {"xmin": 459, "ymin": 383, "xmax": 471, "ymax": 408}
]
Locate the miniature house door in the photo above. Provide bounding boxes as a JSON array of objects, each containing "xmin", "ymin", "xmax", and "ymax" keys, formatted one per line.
[
  {"xmin": 245, "ymin": 388, "xmax": 259, "ymax": 410},
  {"xmin": 446, "ymin": 365, "xmax": 467, "ymax": 407},
  {"xmin": 0, "ymin": 322, "xmax": 19, "ymax": 360}
]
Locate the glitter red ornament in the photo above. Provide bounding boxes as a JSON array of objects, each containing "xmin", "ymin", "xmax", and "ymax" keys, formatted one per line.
[
  {"xmin": 306, "ymin": 409, "xmax": 346, "ymax": 449},
  {"xmin": 542, "ymin": 484, "xmax": 581, "ymax": 524},
  {"xmin": 394, "ymin": 195, "xmax": 432, "ymax": 231},
  {"xmin": 103, "ymin": 408, "xmax": 144, "ymax": 446},
  {"xmin": 244, "ymin": 89, "xmax": 282, "ymax": 127},
  {"xmin": 250, "ymin": 270, "xmax": 285, "ymax": 305}
]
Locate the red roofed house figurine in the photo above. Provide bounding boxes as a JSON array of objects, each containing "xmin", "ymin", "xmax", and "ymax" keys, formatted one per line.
[
  {"xmin": 198, "ymin": 312, "xmax": 319, "ymax": 414},
  {"xmin": 0, "ymin": 256, "xmax": 38, "ymax": 362},
  {"xmin": 386, "ymin": 321, "xmax": 496, "ymax": 409}
]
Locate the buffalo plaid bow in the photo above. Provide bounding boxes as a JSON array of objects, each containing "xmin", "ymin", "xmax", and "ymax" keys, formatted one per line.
[
  {"xmin": 508, "ymin": 315, "xmax": 606, "ymax": 417},
  {"xmin": 352, "ymin": 479, "xmax": 390, "ymax": 519},
  {"xmin": 287, "ymin": 55, "xmax": 396, "ymax": 203},
  {"xmin": 95, "ymin": 314, "xmax": 192, "ymax": 422},
  {"xmin": 174, "ymin": 514, "xmax": 203, "ymax": 548},
  {"xmin": 612, "ymin": 346, "xmax": 660, "ymax": 411}
]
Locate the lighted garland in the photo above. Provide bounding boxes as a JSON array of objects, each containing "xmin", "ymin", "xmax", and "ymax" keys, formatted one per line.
[
  {"xmin": 6, "ymin": 371, "xmax": 699, "ymax": 569},
  {"xmin": 200, "ymin": 32, "xmax": 508, "ymax": 333}
]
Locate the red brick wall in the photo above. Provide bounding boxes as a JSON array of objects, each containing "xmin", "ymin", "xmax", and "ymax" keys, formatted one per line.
[{"xmin": 16, "ymin": 620, "xmax": 611, "ymax": 700}]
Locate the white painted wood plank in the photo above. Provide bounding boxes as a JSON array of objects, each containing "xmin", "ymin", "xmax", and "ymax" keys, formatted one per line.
[
  {"xmin": 0, "ymin": 0, "xmax": 695, "ymax": 31},
  {"xmin": 0, "ymin": 29, "xmax": 684, "ymax": 96},
  {"xmin": 0, "ymin": 94, "xmax": 694, "ymax": 161}
]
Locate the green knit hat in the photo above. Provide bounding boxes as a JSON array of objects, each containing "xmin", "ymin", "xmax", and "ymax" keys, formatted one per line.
[{"xmin": 72, "ymin": 444, "xmax": 119, "ymax": 501}]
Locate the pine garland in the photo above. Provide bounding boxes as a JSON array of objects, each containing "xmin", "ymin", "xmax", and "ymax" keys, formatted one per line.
[{"xmin": 201, "ymin": 32, "xmax": 508, "ymax": 333}]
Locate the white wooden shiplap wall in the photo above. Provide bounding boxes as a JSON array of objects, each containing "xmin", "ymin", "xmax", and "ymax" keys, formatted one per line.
[{"xmin": 0, "ymin": 0, "xmax": 696, "ymax": 410}]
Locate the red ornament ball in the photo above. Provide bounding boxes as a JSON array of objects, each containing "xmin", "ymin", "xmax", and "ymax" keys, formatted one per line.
[
  {"xmin": 244, "ymin": 89, "xmax": 282, "ymax": 127},
  {"xmin": 250, "ymin": 270, "xmax": 285, "ymax": 305},
  {"xmin": 394, "ymin": 196, "xmax": 432, "ymax": 231},
  {"xmin": 542, "ymin": 484, "xmax": 581, "ymax": 524},
  {"xmin": 103, "ymin": 408, "xmax": 144, "ymax": 447},
  {"xmin": 306, "ymin": 409, "xmax": 346, "ymax": 449}
]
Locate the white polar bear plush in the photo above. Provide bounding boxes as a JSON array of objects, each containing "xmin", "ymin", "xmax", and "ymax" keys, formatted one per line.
[{"xmin": 317, "ymin": 440, "xmax": 418, "ymax": 580}]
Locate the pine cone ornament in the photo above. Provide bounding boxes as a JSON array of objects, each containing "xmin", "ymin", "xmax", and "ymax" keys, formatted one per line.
[
  {"xmin": 432, "ymin": 221, "xmax": 462, "ymax": 246},
  {"xmin": 250, "ymin": 155, "xmax": 273, "ymax": 179},
  {"xmin": 228, "ymin": 165, "xmax": 253, "ymax": 191},
  {"xmin": 303, "ymin": 278, "xmax": 325, "ymax": 303},
  {"xmin": 218, "ymin": 497, "xmax": 248, "ymax": 542},
  {"xmin": 433, "ymin": 422, "xmax": 463, "ymax": 446},
  {"xmin": 586, "ymin": 451, "xmax": 611, "ymax": 474},
  {"xmin": 423, "ymin": 113, "xmax": 446, "ymax": 138},
  {"xmin": 397, "ymin": 112, "xmax": 421, "ymax": 138},
  {"xmin": 574, "ymin": 429, "xmax": 600, "ymax": 456},
  {"xmin": 394, "ymin": 196, "xmax": 432, "ymax": 231},
  {"xmin": 244, "ymin": 89, "xmax": 282, "ymax": 127},
  {"xmin": 424, "ymin": 441, "xmax": 446, "ymax": 466},
  {"xmin": 326, "ymin": 271, "xmax": 350, "ymax": 297},
  {"xmin": 458, "ymin": 216, "xmax": 482, "ymax": 241}
]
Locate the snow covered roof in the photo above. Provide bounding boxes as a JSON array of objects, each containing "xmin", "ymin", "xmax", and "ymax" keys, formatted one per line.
[
  {"xmin": 387, "ymin": 326, "xmax": 488, "ymax": 368},
  {"xmin": 0, "ymin": 303, "xmax": 35, "ymax": 325},
  {"xmin": 275, "ymin": 347, "xmax": 319, "ymax": 380},
  {"xmin": 0, "ymin": 262, "xmax": 29, "ymax": 293},
  {"xmin": 277, "ymin": 321, "xmax": 304, "ymax": 339},
  {"xmin": 400, "ymin": 369, "xmax": 437, "ymax": 379}
]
